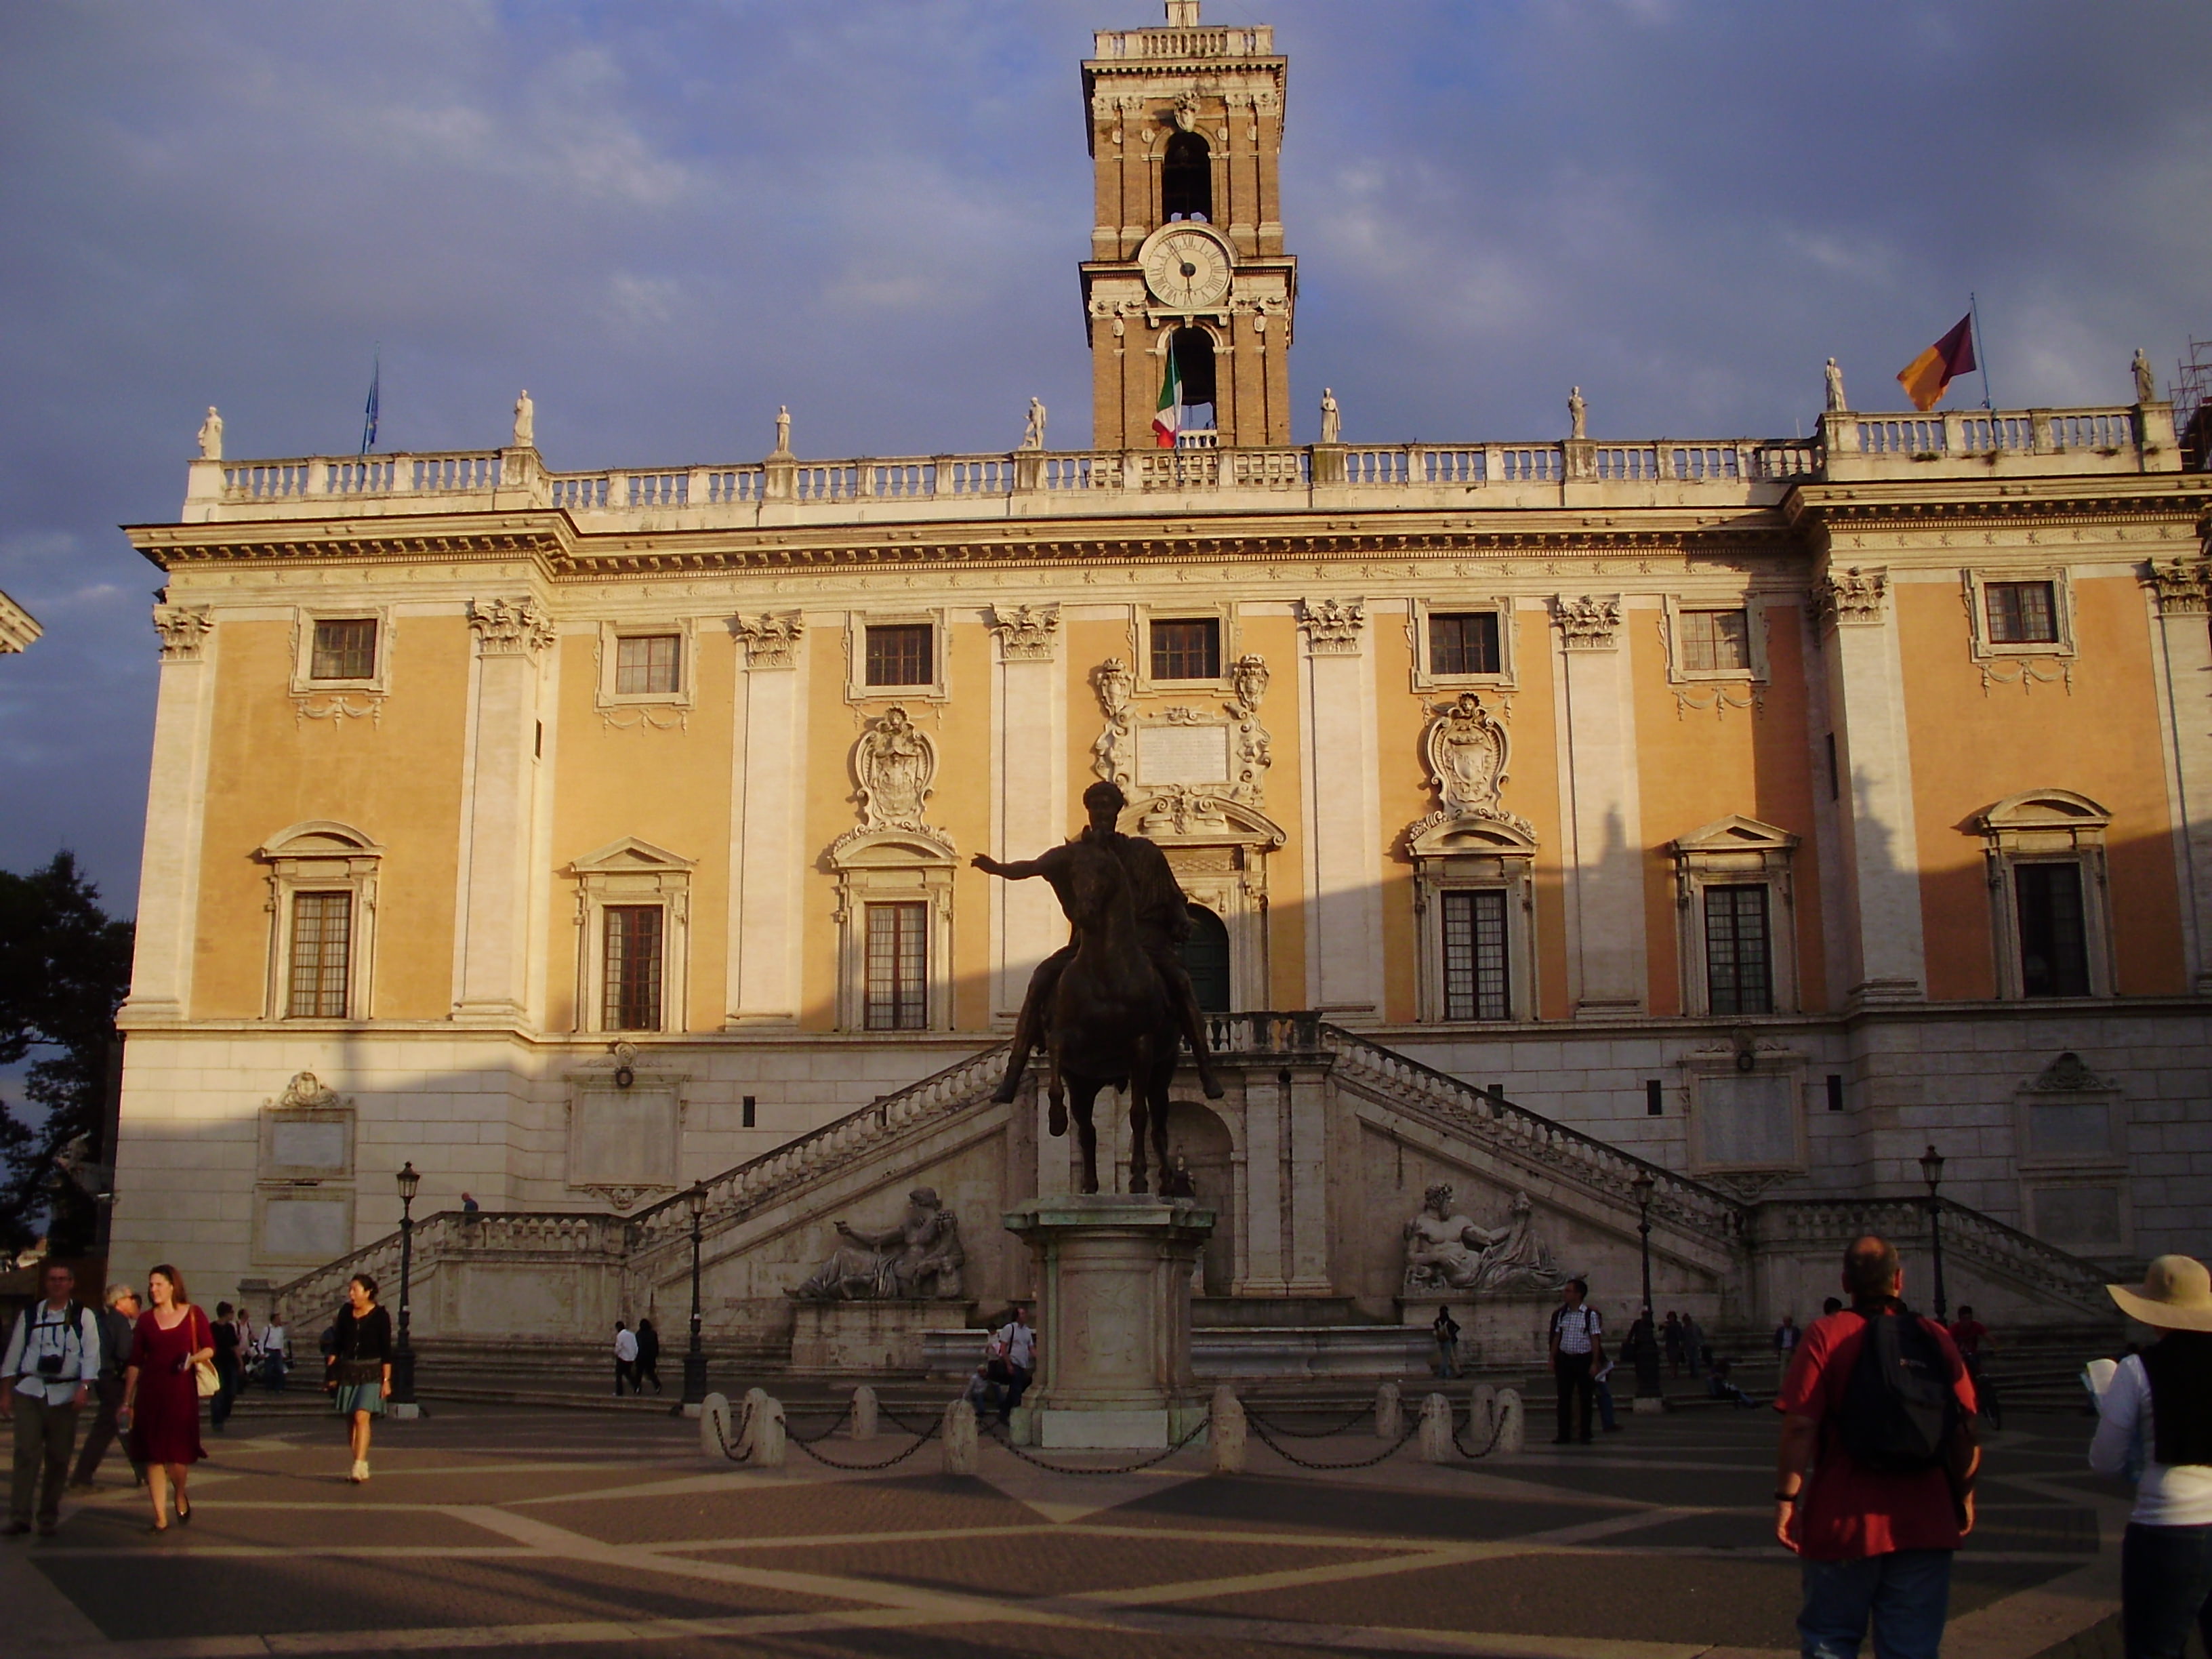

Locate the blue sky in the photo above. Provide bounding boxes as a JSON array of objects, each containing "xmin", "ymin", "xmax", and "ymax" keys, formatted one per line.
[{"xmin": 3, "ymin": 0, "xmax": 2207, "ymax": 917}]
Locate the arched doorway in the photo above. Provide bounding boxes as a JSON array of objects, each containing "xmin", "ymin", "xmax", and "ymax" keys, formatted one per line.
[
  {"xmin": 1180, "ymin": 903, "xmax": 1231, "ymax": 1012},
  {"xmin": 1161, "ymin": 1100, "xmax": 1235, "ymax": 1295}
]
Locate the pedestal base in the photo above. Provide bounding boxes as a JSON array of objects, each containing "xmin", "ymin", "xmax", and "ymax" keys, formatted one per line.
[{"xmin": 789, "ymin": 1298, "xmax": 977, "ymax": 1372}]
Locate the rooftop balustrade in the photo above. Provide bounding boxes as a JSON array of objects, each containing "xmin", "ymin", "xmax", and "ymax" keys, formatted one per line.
[{"xmin": 179, "ymin": 402, "xmax": 2178, "ymax": 531}]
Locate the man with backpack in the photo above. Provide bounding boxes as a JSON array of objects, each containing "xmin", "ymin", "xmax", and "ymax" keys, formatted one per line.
[{"xmin": 1774, "ymin": 1235, "xmax": 1979, "ymax": 1659}]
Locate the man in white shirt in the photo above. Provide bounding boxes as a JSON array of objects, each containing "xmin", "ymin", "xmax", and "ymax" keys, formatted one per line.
[
  {"xmin": 1548, "ymin": 1279, "xmax": 1603, "ymax": 1446},
  {"xmin": 3, "ymin": 1263, "xmax": 100, "ymax": 1536},
  {"xmin": 989, "ymin": 1307, "xmax": 1037, "ymax": 1423},
  {"xmin": 613, "ymin": 1322, "xmax": 640, "ymax": 1396},
  {"xmin": 259, "ymin": 1311, "xmax": 289, "ymax": 1392}
]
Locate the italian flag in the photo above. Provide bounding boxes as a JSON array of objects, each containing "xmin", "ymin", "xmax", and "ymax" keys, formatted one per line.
[{"xmin": 1153, "ymin": 350, "xmax": 1183, "ymax": 448}]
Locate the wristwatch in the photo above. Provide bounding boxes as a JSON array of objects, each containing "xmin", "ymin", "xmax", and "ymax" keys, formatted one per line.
[{"xmin": 1774, "ymin": 1490, "xmax": 1800, "ymax": 1503}]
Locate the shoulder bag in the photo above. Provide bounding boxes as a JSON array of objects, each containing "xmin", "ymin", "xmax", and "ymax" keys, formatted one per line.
[{"xmin": 189, "ymin": 1309, "xmax": 220, "ymax": 1398}]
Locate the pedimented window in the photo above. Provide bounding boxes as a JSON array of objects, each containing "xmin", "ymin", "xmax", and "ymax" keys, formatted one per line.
[
  {"xmin": 1670, "ymin": 815, "xmax": 1799, "ymax": 1017},
  {"xmin": 1971, "ymin": 791, "xmax": 2113, "ymax": 1000},
  {"xmin": 255, "ymin": 821, "xmax": 383, "ymax": 1022},
  {"xmin": 565, "ymin": 838, "xmax": 695, "ymax": 1033}
]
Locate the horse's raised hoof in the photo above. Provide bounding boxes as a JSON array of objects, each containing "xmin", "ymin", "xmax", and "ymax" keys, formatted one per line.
[
  {"xmin": 1200, "ymin": 1076, "xmax": 1226, "ymax": 1100},
  {"xmin": 990, "ymin": 1082, "xmax": 1020, "ymax": 1105},
  {"xmin": 1047, "ymin": 1099, "xmax": 1067, "ymax": 1137},
  {"xmin": 1080, "ymin": 1175, "xmax": 1099, "ymax": 1195},
  {"xmin": 1129, "ymin": 1174, "xmax": 1150, "ymax": 1195}
]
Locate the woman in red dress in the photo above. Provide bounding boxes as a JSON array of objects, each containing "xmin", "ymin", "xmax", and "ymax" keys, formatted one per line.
[{"xmin": 117, "ymin": 1264, "xmax": 212, "ymax": 1533}]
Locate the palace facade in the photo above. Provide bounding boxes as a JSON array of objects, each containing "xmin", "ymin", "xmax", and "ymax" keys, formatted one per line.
[{"xmin": 108, "ymin": 3, "xmax": 2211, "ymax": 1345}]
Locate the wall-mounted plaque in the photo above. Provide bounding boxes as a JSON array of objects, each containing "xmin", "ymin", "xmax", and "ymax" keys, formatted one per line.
[{"xmin": 1137, "ymin": 723, "xmax": 1230, "ymax": 786}]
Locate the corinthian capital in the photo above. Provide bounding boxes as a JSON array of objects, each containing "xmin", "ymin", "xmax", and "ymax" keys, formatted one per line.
[
  {"xmin": 468, "ymin": 598, "xmax": 556, "ymax": 657},
  {"xmin": 1814, "ymin": 566, "xmax": 1889, "ymax": 628},
  {"xmin": 2146, "ymin": 557, "xmax": 2211, "ymax": 617},
  {"xmin": 151, "ymin": 602, "xmax": 213, "ymax": 661},
  {"xmin": 1553, "ymin": 595, "xmax": 1621, "ymax": 650}
]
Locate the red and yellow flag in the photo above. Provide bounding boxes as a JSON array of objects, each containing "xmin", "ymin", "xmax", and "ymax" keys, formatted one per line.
[{"xmin": 1896, "ymin": 314, "xmax": 1977, "ymax": 412}]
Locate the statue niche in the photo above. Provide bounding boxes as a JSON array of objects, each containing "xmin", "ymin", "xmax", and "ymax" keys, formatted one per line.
[
  {"xmin": 788, "ymin": 1187, "xmax": 965, "ymax": 1300},
  {"xmin": 1403, "ymin": 1185, "xmax": 1573, "ymax": 1296}
]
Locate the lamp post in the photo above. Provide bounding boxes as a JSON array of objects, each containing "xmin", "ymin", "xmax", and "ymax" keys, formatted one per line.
[
  {"xmin": 1629, "ymin": 1169, "xmax": 1662, "ymax": 1405},
  {"xmin": 1918, "ymin": 1144, "xmax": 1948, "ymax": 1322},
  {"xmin": 679, "ymin": 1183, "xmax": 709, "ymax": 1415},
  {"xmin": 391, "ymin": 1161, "xmax": 419, "ymax": 1413}
]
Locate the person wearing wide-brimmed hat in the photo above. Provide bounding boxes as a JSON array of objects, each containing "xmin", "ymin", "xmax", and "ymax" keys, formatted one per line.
[{"xmin": 2090, "ymin": 1255, "xmax": 2212, "ymax": 1659}]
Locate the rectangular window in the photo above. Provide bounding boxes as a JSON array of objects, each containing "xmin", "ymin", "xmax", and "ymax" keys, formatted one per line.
[
  {"xmin": 1429, "ymin": 611, "xmax": 1502, "ymax": 677},
  {"xmin": 864, "ymin": 624, "xmax": 934, "ymax": 687},
  {"xmin": 1440, "ymin": 890, "xmax": 1509, "ymax": 1021},
  {"xmin": 602, "ymin": 905, "xmax": 665, "ymax": 1031},
  {"xmin": 614, "ymin": 634, "xmax": 681, "ymax": 696},
  {"xmin": 864, "ymin": 902, "xmax": 928, "ymax": 1030},
  {"xmin": 1704, "ymin": 884, "xmax": 1773, "ymax": 1015},
  {"xmin": 309, "ymin": 619, "xmax": 377, "ymax": 681},
  {"xmin": 1680, "ymin": 609, "xmax": 1751, "ymax": 672},
  {"xmin": 287, "ymin": 892, "xmax": 352, "ymax": 1018},
  {"xmin": 2016, "ymin": 862, "xmax": 2090, "ymax": 997},
  {"xmin": 1151, "ymin": 617, "xmax": 1221, "ymax": 682},
  {"xmin": 1986, "ymin": 581, "xmax": 2058, "ymax": 644}
]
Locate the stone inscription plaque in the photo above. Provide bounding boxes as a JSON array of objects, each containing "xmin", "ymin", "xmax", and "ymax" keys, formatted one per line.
[
  {"xmin": 1697, "ymin": 1072, "xmax": 1798, "ymax": 1167},
  {"xmin": 261, "ymin": 1195, "xmax": 351, "ymax": 1261},
  {"xmin": 568, "ymin": 1083, "xmax": 680, "ymax": 1191},
  {"xmin": 1136, "ymin": 723, "xmax": 1230, "ymax": 786},
  {"xmin": 270, "ymin": 1120, "xmax": 348, "ymax": 1172}
]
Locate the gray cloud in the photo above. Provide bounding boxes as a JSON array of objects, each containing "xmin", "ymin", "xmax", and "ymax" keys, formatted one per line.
[{"xmin": 3, "ymin": 0, "xmax": 2205, "ymax": 910}]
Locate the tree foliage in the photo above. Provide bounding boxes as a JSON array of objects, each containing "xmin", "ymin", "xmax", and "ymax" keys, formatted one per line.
[{"xmin": 0, "ymin": 852, "xmax": 135, "ymax": 1254}]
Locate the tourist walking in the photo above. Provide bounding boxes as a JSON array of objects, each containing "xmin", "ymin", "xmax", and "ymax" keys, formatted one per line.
[
  {"xmin": 119, "ymin": 1264, "xmax": 213, "ymax": 1533},
  {"xmin": 1774, "ymin": 1235, "xmax": 1978, "ymax": 1659},
  {"xmin": 69, "ymin": 1282, "xmax": 143, "ymax": 1490},
  {"xmin": 210, "ymin": 1301, "xmax": 241, "ymax": 1432},
  {"xmin": 613, "ymin": 1322, "xmax": 639, "ymax": 1395},
  {"xmin": 1549, "ymin": 1279, "xmax": 1603, "ymax": 1445},
  {"xmin": 1949, "ymin": 1305, "xmax": 1999, "ymax": 1428},
  {"xmin": 1681, "ymin": 1311, "xmax": 1708, "ymax": 1379},
  {"xmin": 258, "ymin": 1310, "xmax": 289, "ymax": 1393},
  {"xmin": 1433, "ymin": 1306, "xmax": 1463, "ymax": 1380},
  {"xmin": 989, "ymin": 1307, "xmax": 1036, "ymax": 1422},
  {"xmin": 2090, "ymin": 1256, "xmax": 2212, "ymax": 1659},
  {"xmin": 1662, "ymin": 1311, "xmax": 1685, "ymax": 1377},
  {"xmin": 1775, "ymin": 1313, "xmax": 1801, "ymax": 1360},
  {"xmin": 1593, "ymin": 1354, "xmax": 1621, "ymax": 1431},
  {"xmin": 634, "ymin": 1319, "xmax": 662, "ymax": 1394},
  {"xmin": 3, "ymin": 1261, "xmax": 102, "ymax": 1536},
  {"xmin": 326, "ymin": 1275, "xmax": 392, "ymax": 1483}
]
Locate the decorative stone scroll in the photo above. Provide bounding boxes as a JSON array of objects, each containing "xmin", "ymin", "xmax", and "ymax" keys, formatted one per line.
[
  {"xmin": 988, "ymin": 602, "xmax": 1060, "ymax": 661},
  {"xmin": 852, "ymin": 706, "xmax": 938, "ymax": 834},
  {"xmin": 788, "ymin": 1187, "xmax": 966, "ymax": 1300},
  {"xmin": 1296, "ymin": 596, "xmax": 1365, "ymax": 654},
  {"xmin": 1814, "ymin": 566, "xmax": 1889, "ymax": 627},
  {"xmin": 152, "ymin": 602, "xmax": 214, "ymax": 661},
  {"xmin": 467, "ymin": 598, "xmax": 556, "ymax": 657},
  {"xmin": 1402, "ymin": 1187, "xmax": 1572, "ymax": 1296},
  {"xmin": 1553, "ymin": 595, "xmax": 1621, "ymax": 650},
  {"xmin": 1090, "ymin": 654, "xmax": 1273, "ymax": 817},
  {"xmin": 2146, "ymin": 558, "xmax": 2211, "ymax": 617},
  {"xmin": 1406, "ymin": 691, "xmax": 1534, "ymax": 844},
  {"xmin": 733, "ymin": 611, "xmax": 803, "ymax": 668}
]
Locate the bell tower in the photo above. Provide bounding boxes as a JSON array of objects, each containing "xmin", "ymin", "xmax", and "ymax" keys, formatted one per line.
[{"xmin": 1082, "ymin": 1, "xmax": 1295, "ymax": 450}]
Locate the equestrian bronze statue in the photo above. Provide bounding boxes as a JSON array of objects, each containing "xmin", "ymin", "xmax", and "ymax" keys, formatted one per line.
[{"xmin": 972, "ymin": 781, "xmax": 1223, "ymax": 1194}]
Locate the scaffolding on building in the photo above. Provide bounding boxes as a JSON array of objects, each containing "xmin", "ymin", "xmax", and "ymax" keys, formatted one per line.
[{"xmin": 2173, "ymin": 337, "xmax": 2211, "ymax": 472}]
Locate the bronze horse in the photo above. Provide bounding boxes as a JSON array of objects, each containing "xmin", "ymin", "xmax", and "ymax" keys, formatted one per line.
[{"xmin": 1035, "ymin": 837, "xmax": 1181, "ymax": 1195}]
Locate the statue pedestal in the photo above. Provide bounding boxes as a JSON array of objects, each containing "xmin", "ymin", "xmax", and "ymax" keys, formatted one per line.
[
  {"xmin": 1398, "ymin": 1290, "xmax": 1562, "ymax": 1369},
  {"xmin": 790, "ymin": 1299, "xmax": 977, "ymax": 1373},
  {"xmin": 1004, "ymin": 1193, "xmax": 1213, "ymax": 1450}
]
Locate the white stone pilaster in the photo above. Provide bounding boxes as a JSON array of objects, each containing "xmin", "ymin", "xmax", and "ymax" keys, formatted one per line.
[
  {"xmin": 1553, "ymin": 597, "xmax": 1647, "ymax": 1013},
  {"xmin": 729, "ymin": 615, "xmax": 806, "ymax": 1025},
  {"xmin": 453, "ymin": 600, "xmax": 553, "ymax": 1020},
  {"xmin": 123, "ymin": 605, "xmax": 219, "ymax": 1020},
  {"xmin": 2146, "ymin": 560, "xmax": 2212, "ymax": 990},
  {"xmin": 1297, "ymin": 603, "xmax": 1384, "ymax": 1019},
  {"xmin": 1817, "ymin": 570, "xmax": 1926, "ymax": 1002},
  {"xmin": 1235, "ymin": 1082, "xmax": 1286, "ymax": 1292},
  {"xmin": 1284, "ymin": 1067, "xmax": 1331, "ymax": 1293},
  {"xmin": 990, "ymin": 605, "xmax": 1066, "ymax": 1021}
]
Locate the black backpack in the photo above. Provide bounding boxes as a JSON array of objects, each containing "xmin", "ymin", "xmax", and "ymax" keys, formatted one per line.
[{"xmin": 1837, "ymin": 1304, "xmax": 1959, "ymax": 1474}]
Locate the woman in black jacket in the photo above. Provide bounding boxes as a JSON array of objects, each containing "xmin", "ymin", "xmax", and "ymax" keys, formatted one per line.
[
  {"xmin": 634, "ymin": 1319, "xmax": 662, "ymax": 1395},
  {"xmin": 325, "ymin": 1275, "xmax": 392, "ymax": 1483}
]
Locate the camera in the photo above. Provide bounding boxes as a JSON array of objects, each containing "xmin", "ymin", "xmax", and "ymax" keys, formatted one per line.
[{"xmin": 36, "ymin": 1353, "xmax": 65, "ymax": 1378}]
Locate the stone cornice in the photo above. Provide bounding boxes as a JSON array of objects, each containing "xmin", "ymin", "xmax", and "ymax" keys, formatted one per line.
[
  {"xmin": 1786, "ymin": 474, "xmax": 2211, "ymax": 532},
  {"xmin": 126, "ymin": 514, "xmax": 573, "ymax": 574}
]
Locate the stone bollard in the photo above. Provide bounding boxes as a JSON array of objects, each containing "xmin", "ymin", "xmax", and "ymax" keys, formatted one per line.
[
  {"xmin": 699, "ymin": 1391, "xmax": 732, "ymax": 1460},
  {"xmin": 850, "ymin": 1384, "xmax": 878, "ymax": 1441},
  {"xmin": 1417, "ymin": 1393, "xmax": 1454, "ymax": 1462},
  {"xmin": 1209, "ymin": 1385, "xmax": 1247, "ymax": 1475},
  {"xmin": 1494, "ymin": 1387, "xmax": 1525, "ymax": 1454},
  {"xmin": 1469, "ymin": 1382, "xmax": 1498, "ymax": 1444},
  {"xmin": 1375, "ymin": 1382, "xmax": 1403, "ymax": 1440},
  {"xmin": 735, "ymin": 1387, "xmax": 786, "ymax": 1467},
  {"xmin": 941, "ymin": 1398, "xmax": 979, "ymax": 1475}
]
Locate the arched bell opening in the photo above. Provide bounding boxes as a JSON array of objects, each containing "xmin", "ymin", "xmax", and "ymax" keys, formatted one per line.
[{"xmin": 1162, "ymin": 129, "xmax": 1212, "ymax": 222}]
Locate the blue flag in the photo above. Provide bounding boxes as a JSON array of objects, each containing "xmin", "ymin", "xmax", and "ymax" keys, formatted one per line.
[{"xmin": 359, "ymin": 351, "xmax": 380, "ymax": 454}]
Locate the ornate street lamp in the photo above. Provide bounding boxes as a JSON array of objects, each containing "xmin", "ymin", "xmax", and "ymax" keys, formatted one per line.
[
  {"xmin": 391, "ymin": 1161, "xmax": 419, "ymax": 1410},
  {"xmin": 1918, "ymin": 1145, "xmax": 1948, "ymax": 1321},
  {"xmin": 679, "ymin": 1183, "xmax": 709, "ymax": 1414},
  {"xmin": 1629, "ymin": 1168, "xmax": 1662, "ymax": 1403}
]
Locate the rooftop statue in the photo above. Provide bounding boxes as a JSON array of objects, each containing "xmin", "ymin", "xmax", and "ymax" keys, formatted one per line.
[
  {"xmin": 1825, "ymin": 357, "xmax": 1848, "ymax": 414},
  {"xmin": 197, "ymin": 406, "xmax": 223, "ymax": 462},
  {"xmin": 1319, "ymin": 387, "xmax": 1341, "ymax": 445},
  {"xmin": 773, "ymin": 405, "xmax": 792, "ymax": 456},
  {"xmin": 512, "ymin": 390, "xmax": 534, "ymax": 447},
  {"xmin": 1568, "ymin": 386, "xmax": 1587, "ymax": 441},
  {"xmin": 1022, "ymin": 396, "xmax": 1047, "ymax": 451},
  {"xmin": 788, "ymin": 1187, "xmax": 965, "ymax": 1300},
  {"xmin": 2134, "ymin": 348, "xmax": 2157, "ymax": 405}
]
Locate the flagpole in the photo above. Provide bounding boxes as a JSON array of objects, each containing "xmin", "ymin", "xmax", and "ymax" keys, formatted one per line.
[
  {"xmin": 360, "ymin": 346, "xmax": 381, "ymax": 456},
  {"xmin": 1969, "ymin": 293, "xmax": 1992, "ymax": 410}
]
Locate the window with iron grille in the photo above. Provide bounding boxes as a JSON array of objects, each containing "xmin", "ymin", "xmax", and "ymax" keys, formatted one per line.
[
  {"xmin": 1429, "ymin": 611, "xmax": 1502, "ymax": 677},
  {"xmin": 2015, "ymin": 862, "xmax": 2090, "ymax": 997},
  {"xmin": 1986, "ymin": 581, "xmax": 2059, "ymax": 644},
  {"xmin": 864, "ymin": 624, "xmax": 934, "ymax": 687},
  {"xmin": 864, "ymin": 902, "xmax": 928, "ymax": 1030},
  {"xmin": 1704, "ymin": 884, "xmax": 1773, "ymax": 1015},
  {"xmin": 1680, "ymin": 609, "xmax": 1751, "ymax": 672},
  {"xmin": 1440, "ymin": 890, "xmax": 1509, "ymax": 1020},
  {"xmin": 310, "ymin": 619, "xmax": 378, "ymax": 681},
  {"xmin": 614, "ymin": 634, "xmax": 681, "ymax": 696},
  {"xmin": 602, "ymin": 905, "xmax": 665, "ymax": 1031},
  {"xmin": 1151, "ymin": 617, "xmax": 1221, "ymax": 681},
  {"xmin": 287, "ymin": 891, "xmax": 352, "ymax": 1018}
]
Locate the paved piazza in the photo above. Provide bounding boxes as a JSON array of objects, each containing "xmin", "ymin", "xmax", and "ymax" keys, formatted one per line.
[{"xmin": 6, "ymin": 1403, "xmax": 2123, "ymax": 1659}]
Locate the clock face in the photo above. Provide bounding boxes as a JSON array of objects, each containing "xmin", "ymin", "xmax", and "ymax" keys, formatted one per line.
[{"xmin": 1143, "ymin": 230, "xmax": 1232, "ymax": 310}]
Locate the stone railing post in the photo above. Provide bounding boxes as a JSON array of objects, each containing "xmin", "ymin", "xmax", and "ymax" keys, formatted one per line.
[
  {"xmin": 1309, "ymin": 442, "xmax": 1347, "ymax": 486},
  {"xmin": 762, "ymin": 452, "xmax": 797, "ymax": 502}
]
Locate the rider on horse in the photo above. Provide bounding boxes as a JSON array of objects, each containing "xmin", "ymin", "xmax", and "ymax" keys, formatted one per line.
[{"xmin": 971, "ymin": 779, "xmax": 1225, "ymax": 1107}]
